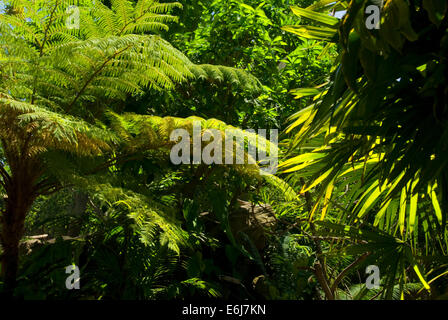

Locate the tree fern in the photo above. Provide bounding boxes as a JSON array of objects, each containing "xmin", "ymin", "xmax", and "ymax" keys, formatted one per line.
[{"xmin": 0, "ymin": 0, "xmax": 268, "ymax": 296}]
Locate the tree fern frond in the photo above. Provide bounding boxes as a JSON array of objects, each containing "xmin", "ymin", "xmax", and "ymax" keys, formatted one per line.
[
  {"xmin": 86, "ymin": 181, "xmax": 188, "ymax": 254},
  {"xmin": 106, "ymin": 112, "xmax": 277, "ymax": 178},
  {"xmin": 190, "ymin": 64, "xmax": 262, "ymax": 93}
]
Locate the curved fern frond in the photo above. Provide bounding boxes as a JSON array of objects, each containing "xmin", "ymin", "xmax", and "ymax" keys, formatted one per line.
[
  {"xmin": 107, "ymin": 112, "xmax": 278, "ymax": 178},
  {"xmin": 190, "ymin": 64, "xmax": 262, "ymax": 93}
]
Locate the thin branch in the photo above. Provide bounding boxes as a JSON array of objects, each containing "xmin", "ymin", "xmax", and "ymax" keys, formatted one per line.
[
  {"xmin": 118, "ymin": 11, "xmax": 150, "ymax": 36},
  {"xmin": 313, "ymin": 260, "xmax": 334, "ymax": 300},
  {"xmin": 33, "ymin": 178, "xmax": 55, "ymax": 193},
  {"xmin": 87, "ymin": 197, "xmax": 107, "ymax": 222},
  {"xmin": 33, "ymin": 180, "xmax": 72, "ymax": 196},
  {"xmin": 300, "ymin": 177, "xmax": 333, "ymax": 300},
  {"xmin": 65, "ymin": 44, "xmax": 133, "ymax": 113},
  {"xmin": 330, "ymin": 252, "xmax": 371, "ymax": 294},
  {"xmin": 39, "ymin": 0, "xmax": 59, "ymax": 56},
  {"xmin": 370, "ymin": 288, "xmax": 384, "ymax": 300},
  {"xmin": 39, "ymin": 184, "xmax": 67, "ymax": 196}
]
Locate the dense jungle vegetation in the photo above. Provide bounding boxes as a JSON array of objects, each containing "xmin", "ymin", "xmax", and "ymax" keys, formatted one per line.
[{"xmin": 0, "ymin": 0, "xmax": 447, "ymax": 300}]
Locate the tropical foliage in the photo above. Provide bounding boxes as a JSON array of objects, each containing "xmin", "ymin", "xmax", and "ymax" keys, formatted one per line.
[
  {"xmin": 0, "ymin": 0, "xmax": 447, "ymax": 300},
  {"xmin": 278, "ymin": 0, "xmax": 448, "ymax": 299}
]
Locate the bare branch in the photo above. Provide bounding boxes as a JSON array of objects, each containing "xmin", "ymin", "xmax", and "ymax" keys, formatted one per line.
[
  {"xmin": 65, "ymin": 44, "xmax": 134, "ymax": 113},
  {"xmin": 330, "ymin": 252, "xmax": 371, "ymax": 294}
]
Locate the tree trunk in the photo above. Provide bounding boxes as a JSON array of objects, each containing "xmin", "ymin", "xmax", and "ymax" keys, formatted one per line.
[
  {"xmin": 1, "ymin": 235, "xmax": 20, "ymax": 297},
  {"xmin": 0, "ymin": 181, "xmax": 35, "ymax": 298}
]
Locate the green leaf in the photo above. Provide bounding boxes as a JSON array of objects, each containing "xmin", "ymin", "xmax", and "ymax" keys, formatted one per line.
[
  {"xmin": 281, "ymin": 25, "xmax": 337, "ymax": 41},
  {"xmin": 290, "ymin": 6, "xmax": 339, "ymax": 27},
  {"xmin": 398, "ymin": 185, "xmax": 407, "ymax": 235},
  {"xmin": 412, "ymin": 264, "xmax": 431, "ymax": 291},
  {"xmin": 289, "ymin": 88, "xmax": 322, "ymax": 99},
  {"xmin": 301, "ymin": 168, "xmax": 332, "ymax": 193},
  {"xmin": 409, "ymin": 179, "xmax": 419, "ymax": 234},
  {"xmin": 427, "ymin": 182, "xmax": 443, "ymax": 223}
]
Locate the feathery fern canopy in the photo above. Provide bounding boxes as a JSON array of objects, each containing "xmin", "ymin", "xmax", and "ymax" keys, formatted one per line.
[{"xmin": 0, "ymin": 0, "xmax": 272, "ymax": 275}]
